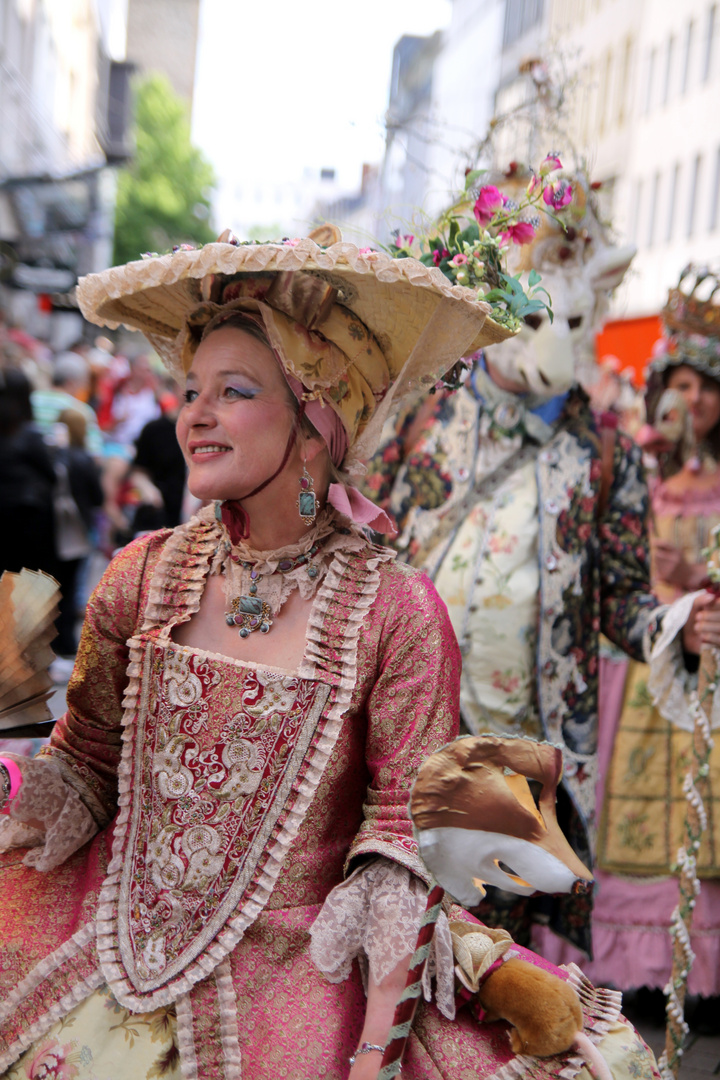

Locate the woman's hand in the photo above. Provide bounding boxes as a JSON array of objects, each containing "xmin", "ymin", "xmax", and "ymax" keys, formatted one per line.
[
  {"xmin": 683, "ymin": 592, "xmax": 720, "ymax": 654},
  {"xmin": 653, "ymin": 540, "xmax": 706, "ymax": 590},
  {"xmin": 690, "ymin": 592, "xmax": 720, "ymax": 650},
  {"xmin": 348, "ymin": 952, "xmax": 410, "ymax": 1079}
]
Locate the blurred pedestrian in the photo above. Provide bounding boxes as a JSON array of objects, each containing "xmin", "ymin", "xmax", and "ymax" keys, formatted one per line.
[
  {"xmin": 99, "ymin": 352, "xmax": 161, "ymax": 449},
  {"xmin": 31, "ymin": 351, "xmax": 104, "ymax": 457},
  {"xmin": 132, "ymin": 390, "xmax": 187, "ymax": 529},
  {"xmin": 0, "ymin": 367, "xmax": 57, "ymax": 579},
  {"xmin": 48, "ymin": 409, "xmax": 104, "ymax": 662}
]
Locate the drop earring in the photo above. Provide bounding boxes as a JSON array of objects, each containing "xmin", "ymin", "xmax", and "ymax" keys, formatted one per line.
[{"xmin": 297, "ymin": 462, "xmax": 317, "ymax": 526}]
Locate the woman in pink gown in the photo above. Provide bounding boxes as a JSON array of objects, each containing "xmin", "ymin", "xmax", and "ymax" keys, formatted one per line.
[{"xmin": 0, "ymin": 233, "xmax": 660, "ymax": 1080}]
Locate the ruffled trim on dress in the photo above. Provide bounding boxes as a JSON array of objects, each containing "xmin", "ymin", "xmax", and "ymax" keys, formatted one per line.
[
  {"xmin": 309, "ymin": 856, "xmax": 457, "ymax": 1020},
  {"xmin": 298, "ymin": 539, "xmax": 395, "ymax": 716},
  {"xmin": 0, "ymin": 925, "xmax": 104, "ymax": 1073},
  {"xmin": 96, "ymin": 508, "xmax": 394, "ymax": 1018}
]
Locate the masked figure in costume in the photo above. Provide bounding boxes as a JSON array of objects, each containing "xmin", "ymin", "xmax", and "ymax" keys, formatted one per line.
[{"xmin": 364, "ymin": 175, "xmax": 717, "ymax": 959}]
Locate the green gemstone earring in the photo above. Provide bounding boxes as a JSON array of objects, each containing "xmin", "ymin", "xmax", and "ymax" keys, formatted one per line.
[{"xmin": 297, "ymin": 463, "xmax": 317, "ymax": 526}]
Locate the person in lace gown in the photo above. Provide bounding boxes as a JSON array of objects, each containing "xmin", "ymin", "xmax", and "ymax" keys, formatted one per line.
[
  {"xmin": 0, "ymin": 234, "xmax": 660, "ymax": 1080},
  {"xmin": 535, "ymin": 270, "xmax": 720, "ymax": 1027}
]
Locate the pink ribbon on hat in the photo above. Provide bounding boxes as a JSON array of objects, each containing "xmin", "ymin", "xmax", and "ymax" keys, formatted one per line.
[
  {"xmin": 283, "ymin": 372, "xmax": 397, "ymax": 535},
  {"xmin": 326, "ymin": 483, "xmax": 397, "ymax": 536}
]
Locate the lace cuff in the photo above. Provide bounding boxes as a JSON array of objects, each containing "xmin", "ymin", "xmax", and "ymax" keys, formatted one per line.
[
  {"xmin": 309, "ymin": 856, "xmax": 457, "ymax": 1019},
  {"xmin": 0, "ymin": 754, "xmax": 98, "ymax": 871},
  {"xmin": 646, "ymin": 591, "xmax": 720, "ymax": 732}
]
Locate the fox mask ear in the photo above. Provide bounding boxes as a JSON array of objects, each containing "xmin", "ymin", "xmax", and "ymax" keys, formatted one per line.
[{"xmin": 410, "ymin": 735, "xmax": 593, "ymax": 907}]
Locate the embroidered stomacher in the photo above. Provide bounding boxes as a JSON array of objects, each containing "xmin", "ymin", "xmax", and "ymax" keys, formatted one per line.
[{"xmin": 96, "ymin": 508, "xmax": 392, "ymax": 1011}]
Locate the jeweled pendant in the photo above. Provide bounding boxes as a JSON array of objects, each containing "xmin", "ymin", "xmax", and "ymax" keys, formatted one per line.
[{"xmin": 226, "ymin": 593, "xmax": 273, "ymax": 636}]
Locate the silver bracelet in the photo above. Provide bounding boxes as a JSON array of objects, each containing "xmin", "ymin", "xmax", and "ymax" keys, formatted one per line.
[{"xmin": 349, "ymin": 1042, "xmax": 385, "ymax": 1067}]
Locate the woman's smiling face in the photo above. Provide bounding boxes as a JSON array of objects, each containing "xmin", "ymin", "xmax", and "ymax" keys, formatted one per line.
[{"xmin": 176, "ymin": 326, "xmax": 298, "ymax": 502}]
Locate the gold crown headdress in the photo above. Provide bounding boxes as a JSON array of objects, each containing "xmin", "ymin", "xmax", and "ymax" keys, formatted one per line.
[{"xmin": 651, "ymin": 266, "xmax": 720, "ymax": 380}]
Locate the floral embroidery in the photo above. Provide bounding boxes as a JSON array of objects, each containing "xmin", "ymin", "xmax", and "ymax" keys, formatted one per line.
[
  {"xmin": 27, "ymin": 1040, "xmax": 80, "ymax": 1080},
  {"xmin": 617, "ymin": 811, "xmax": 656, "ymax": 852},
  {"xmin": 117, "ymin": 647, "xmax": 331, "ymax": 993}
]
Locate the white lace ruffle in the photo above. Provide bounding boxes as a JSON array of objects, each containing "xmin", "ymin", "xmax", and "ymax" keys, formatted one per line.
[
  {"xmin": 309, "ymin": 857, "xmax": 456, "ymax": 1019},
  {"xmin": 0, "ymin": 755, "xmax": 98, "ymax": 871},
  {"xmin": 646, "ymin": 590, "xmax": 720, "ymax": 732}
]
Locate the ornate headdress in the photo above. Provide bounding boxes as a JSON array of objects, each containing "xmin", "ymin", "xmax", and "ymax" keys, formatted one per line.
[
  {"xmin": 76, "ymin": 227, "xmax": 512, "ymax": 468},
  {"xmin": 649, "ymin": 266, "xmax": 720, "ymax": 382}
]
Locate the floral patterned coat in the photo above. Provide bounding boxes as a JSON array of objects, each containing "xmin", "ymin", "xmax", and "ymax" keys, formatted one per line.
[{"xmin": 365, "ymin": 385, "xmax": 666, "ymax": 951}]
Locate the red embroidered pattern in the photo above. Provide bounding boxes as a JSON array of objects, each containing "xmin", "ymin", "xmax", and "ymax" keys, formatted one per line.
[{"xmin": 114, "ymin": 644, "xmax": 329, "ymax": 995}]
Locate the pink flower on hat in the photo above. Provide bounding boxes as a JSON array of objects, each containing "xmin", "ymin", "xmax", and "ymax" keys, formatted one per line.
[
  {"xmin": 473, "ymin": 185, "xmax": 505, "ymax": 225},
  {"xmin": 432, "ymin": 248, "xmax": 450, "ymax": 266},
  {"xmin": 498, "ymin": 221, "xmax": 537, "ymax": 246},
  {"xmin": 542, "ymin": 179, "xmax": 573, "ymax": 209},
  {"xmin": 451, "ymin": 253, "xmax": 469, "ymax": 266},
  {"xmin": 539, "ymin": 152, "xmax": 563, "ymax": 177}
]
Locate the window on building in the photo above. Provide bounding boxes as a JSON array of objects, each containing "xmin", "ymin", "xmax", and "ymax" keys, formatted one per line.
[
  {"xmin": 663, "ymin": 36, "xmax": 675, "ymax": 104},
  {"xmin": 710, "ymin": 146, "xmax": 720, "ymax": 230},
  {"xmin": 682, "ymin": 20, "xmax": 695, "ymax": 93},
  {"xmin": 599, "ymin": 49, "xmax": 612, "ymax": 134},
  {"xmin": 502, "ymin": 0, "xmax": 545, "ymax": 47},
  {"xmin": 630, "ymin": 179, "xmax": 643, "ymax": 244},
  {"xmin": 647, "ymin": 172, "xmax": 661, "ymax": 246},
  {"xmin": 616, "ymin": 37, "xmax": 633, "ymax": 125},
  {"xmin": 667, "ymin": 162, "xmax": 680, "ymax": 241},
  {"xmin": 703, "ymin": 4, "xmax": 717, "ymax": 81},
  {"xmin": 688, "ymin": 154, "xmax": 702, "ymax": 236},
  {"xmin": 645, "ymin": 47, "xmax": 657, "ymax": 112}
]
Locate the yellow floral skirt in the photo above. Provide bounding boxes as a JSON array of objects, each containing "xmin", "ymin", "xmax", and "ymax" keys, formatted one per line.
[{"xmin": 2, "ymin": 983, "xmax": 659, "ymax": 1080}]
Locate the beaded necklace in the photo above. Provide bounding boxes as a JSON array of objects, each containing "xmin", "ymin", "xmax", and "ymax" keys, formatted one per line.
[{"xmin": 224, "ymin": 541, "xmax": 324, "ymax": 637}]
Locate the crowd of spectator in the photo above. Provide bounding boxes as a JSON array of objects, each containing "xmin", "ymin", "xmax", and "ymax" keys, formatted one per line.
[{"xmin": 0, "ymin": 310, "xmax": 188, "ymax": 678}]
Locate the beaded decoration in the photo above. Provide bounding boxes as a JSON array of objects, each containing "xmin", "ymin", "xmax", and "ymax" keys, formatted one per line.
[{"xmin": 225, "ymin": 542, "xmax": 321, "ymax": 637}]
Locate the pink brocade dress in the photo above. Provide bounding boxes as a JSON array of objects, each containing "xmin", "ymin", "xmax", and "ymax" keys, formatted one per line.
[{"xmin": 0, "ymin": 510, "xmax": 656, "ymax": 1079}]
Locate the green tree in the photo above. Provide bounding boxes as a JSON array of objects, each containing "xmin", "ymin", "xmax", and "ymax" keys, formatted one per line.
[{"xmin": 113, "ymin": 74, "xmax": 216, "ymax": 265}]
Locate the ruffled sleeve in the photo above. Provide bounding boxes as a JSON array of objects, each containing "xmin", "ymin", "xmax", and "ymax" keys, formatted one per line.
[{"xmin": 309, "ymin": 856, "xmax": 457, "ymax": 1019}]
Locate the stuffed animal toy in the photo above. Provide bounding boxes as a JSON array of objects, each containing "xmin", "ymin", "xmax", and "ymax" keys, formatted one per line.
[{"xmin": 409, "ymin": 734, "xmax": 612, "ymax": 1079}]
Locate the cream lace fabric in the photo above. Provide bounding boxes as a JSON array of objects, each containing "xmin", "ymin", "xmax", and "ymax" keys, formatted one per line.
[
  {"xmin": 210, "ymin": 507, "xmax": 367, "ymax": 616},
  {"xmin": 309, "ymin": 857, "xmax": 457, "ymax": 1020},
  {"xmin": 647, "ymin": 590, "xmax": 720, "ymax": 732},
  {"xmin": 0, "ymin": 755, "xmax": 98, "ymax": 871}
]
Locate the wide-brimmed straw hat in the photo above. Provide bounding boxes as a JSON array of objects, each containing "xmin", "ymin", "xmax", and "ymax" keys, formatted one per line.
[{"xmin": 76, "ymin": 229, "xmax": 512, "ymax": 463}]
